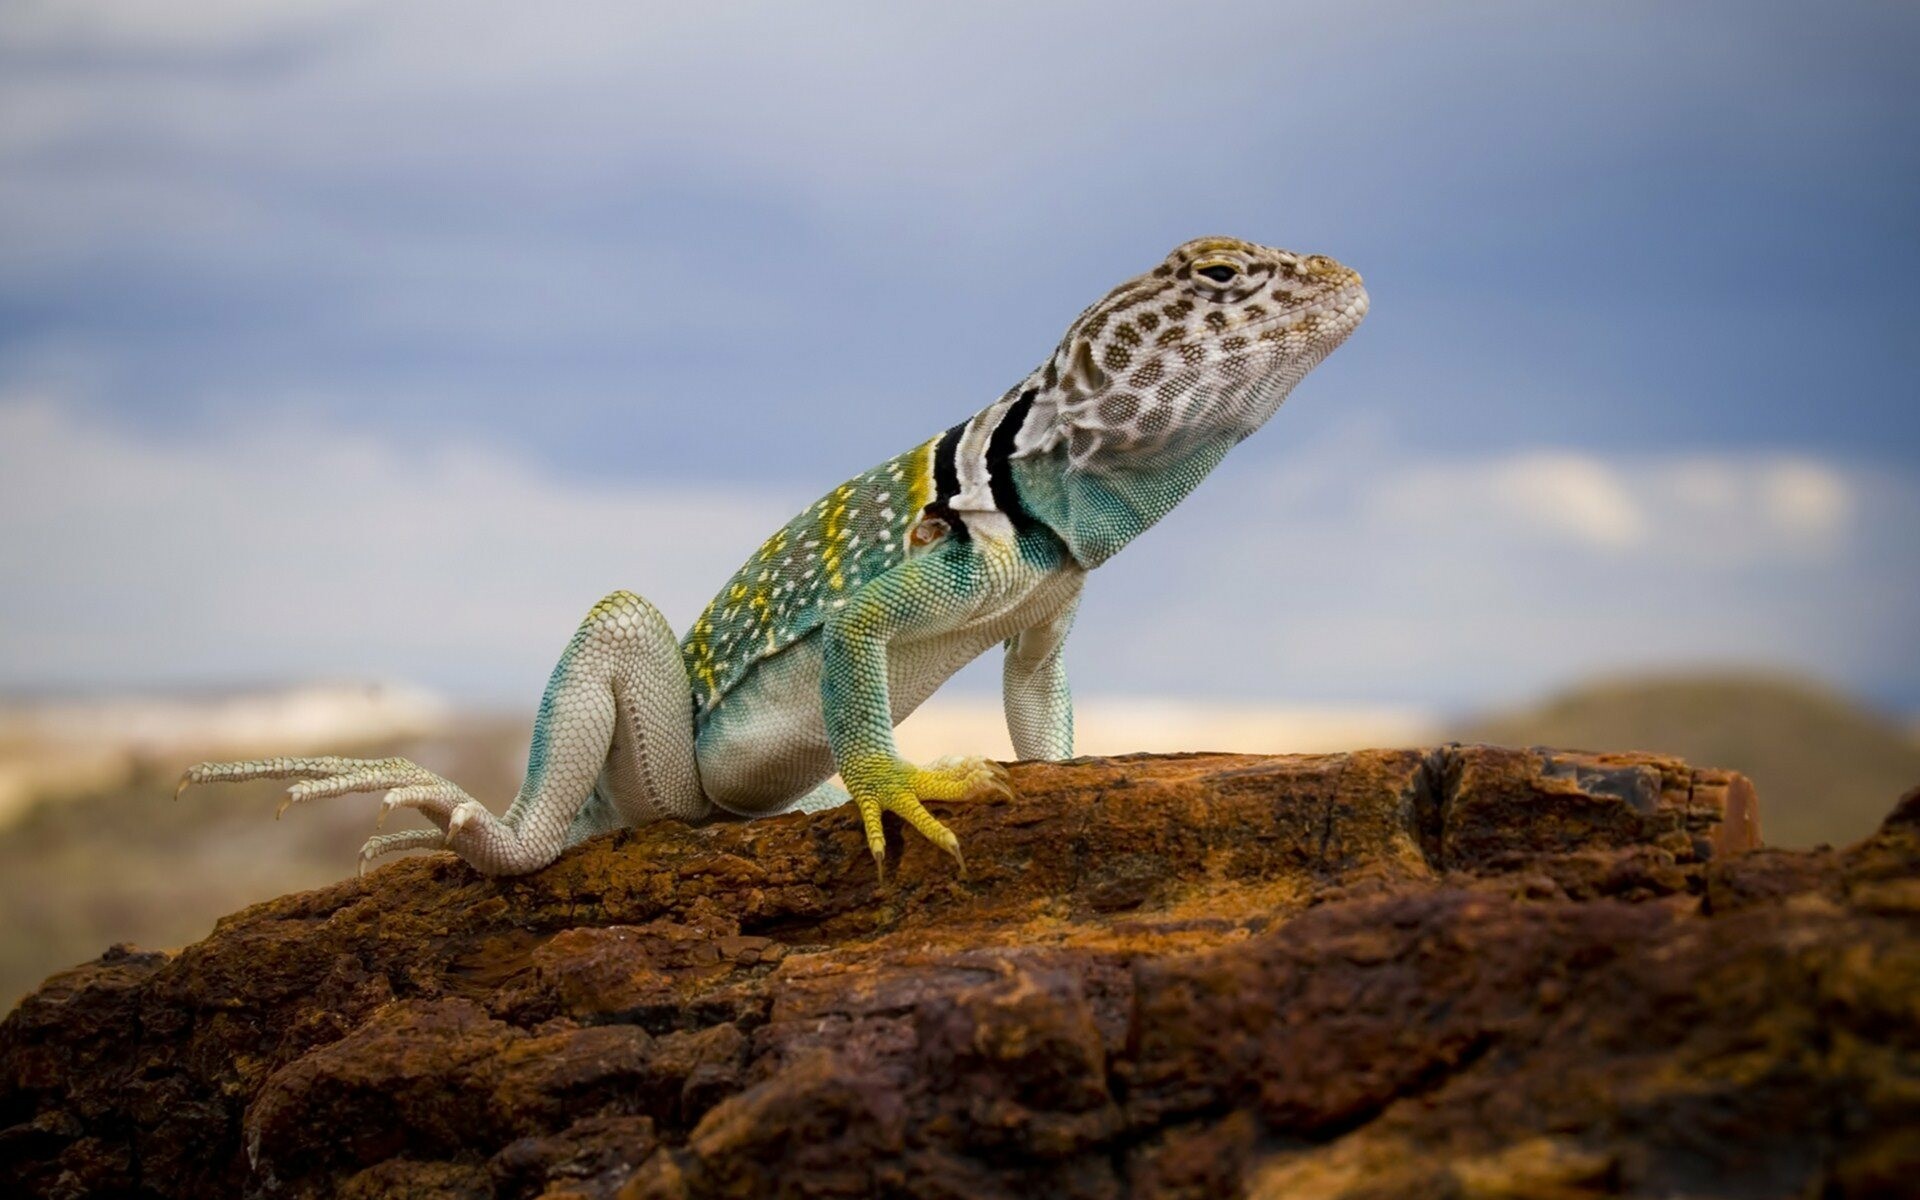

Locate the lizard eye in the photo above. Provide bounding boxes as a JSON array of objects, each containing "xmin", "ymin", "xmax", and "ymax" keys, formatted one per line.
[{"xmin": 1194, "ymin": 261, "xmax": 1239, "ymax": 285}]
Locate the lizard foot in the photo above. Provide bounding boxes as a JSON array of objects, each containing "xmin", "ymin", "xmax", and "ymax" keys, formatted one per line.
[
  {"xmin": 841, "ymin": 755, "xmax": 1014, "ymax": 882},
  {"xmin": 179, "ymin": 754, "xmax": 569, "ymax": 878},
  {"xmin": 177, "ymin": 754, "xmax": 482, "ymax": 833},
  {"xmin": 357, "ymin": 828, "xmax": 448, "ymax": 875},
  {"xmin": 920, "ymin": 756, "xmax": 1016, "ymax": 803}
]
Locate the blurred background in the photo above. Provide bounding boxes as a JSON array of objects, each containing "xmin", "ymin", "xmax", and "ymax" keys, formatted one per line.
[{"xmin": 2, "ymin": 1, "xmax": 1917, "ymax": 1004}]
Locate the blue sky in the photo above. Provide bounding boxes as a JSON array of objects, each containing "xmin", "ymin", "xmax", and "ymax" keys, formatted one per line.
[{"xmin": 2, "ymin": 1, "xmax": 1916, "ymax": 712}]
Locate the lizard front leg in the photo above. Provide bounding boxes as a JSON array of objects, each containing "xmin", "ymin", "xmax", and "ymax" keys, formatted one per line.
[
  {"xmin": 179, "ymin": 590, "xmax": 706, "ymax": 876},
  {"xmin": 821, "ymin": 547, "xmax": 1015, "ymax": 880},
  {"xmin": 1002, "ymin": 586, "xmax": 1082, "ymax": 761}
]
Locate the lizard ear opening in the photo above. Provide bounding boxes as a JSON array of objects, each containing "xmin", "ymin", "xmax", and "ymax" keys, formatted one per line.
[
  {"xmin": 1063, "ymin": 338, "xmax": 1109, "ymax": 402},
  {"xmin": 906, "ymin": 513, "xmax": 951, "ymax": 556}
]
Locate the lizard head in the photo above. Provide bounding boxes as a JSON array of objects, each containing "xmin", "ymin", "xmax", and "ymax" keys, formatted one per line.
[{"xmin": 1020, "ymin": 236, "xmax": 1368, "ymax": 471}]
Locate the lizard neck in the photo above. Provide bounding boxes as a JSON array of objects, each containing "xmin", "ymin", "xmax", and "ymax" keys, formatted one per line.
[{"xmin": 1009, "ymin": 435, "xmax": 1237, "ymax": 569}]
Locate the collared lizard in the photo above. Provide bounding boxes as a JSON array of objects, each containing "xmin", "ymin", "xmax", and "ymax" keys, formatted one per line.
[{"xmin": 178, "ymin": 236, "xmax": 1369, "ymax": 879}]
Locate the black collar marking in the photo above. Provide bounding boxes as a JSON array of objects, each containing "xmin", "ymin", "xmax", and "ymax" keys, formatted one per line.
[
  {"xmin": 924, "ymin": 419, "xmax": 970, "ymax": 541},
  {"xmin": 985, "ymin": 390, "xmax": 1040, "ymax": 532}
]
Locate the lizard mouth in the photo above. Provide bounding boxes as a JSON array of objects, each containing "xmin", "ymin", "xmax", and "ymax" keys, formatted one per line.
[{"xmin": 1250, "ymin": 279, "xmax": 1370, "ymax": 341}]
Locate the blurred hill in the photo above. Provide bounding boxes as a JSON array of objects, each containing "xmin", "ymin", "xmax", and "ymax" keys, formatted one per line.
[
  {"xmin": 0, "ymin": 713, "xmax": 532, "ymax": 1010},
  {"xmin": 1455, "ymin": 672, "xmax": 1920, "ymax": 849},
  {"xmin": 0, "ymin": 683, "xmax": 450, "ymax": 826}
]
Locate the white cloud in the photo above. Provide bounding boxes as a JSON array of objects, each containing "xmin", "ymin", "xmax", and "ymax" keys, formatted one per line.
[
  {"xmin": 0, "ymin": 1, "xmax": 1513, "ymax": 283},
  {"xmin": 1375, "ymin": 451, "xmax": 1648, "ymax": 550},
  {"xmin": 0, "ymin": 3, "xmax": 1362, "ymax": 187},
  {"xmin": 1364, "ymin": 447, "xmax": 1859, "ymax": 560},
  {"xmin": 1079, "ymin": 422, "xmax": 1915, "ymax": 708},
  {"xmin": 0, "ymin": 396, "xmax": 795, "ymax": 698},
  {"xmin": 1495, "ymin": 454, "xmax": 1646, "ymax": 549},
  {"xmin": 0, "ymin": 0, "xmax": 372, "ymax": 51},
  {"xmin": 1757, "ymin": 459, "xmax": 1853, "ymax": 539}
]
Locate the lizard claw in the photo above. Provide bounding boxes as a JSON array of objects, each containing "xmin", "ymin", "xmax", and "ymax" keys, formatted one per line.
[
  {"xmin": 378, "ymin": 782, "xmax": 479, "ymax": 833},
  {"xmin": 447, "ymin": 800, "xmax": 478, "ymax": 837},
  {"xmin": 845, "ymin": 754, "xmax": 995, "ymax": 882}
]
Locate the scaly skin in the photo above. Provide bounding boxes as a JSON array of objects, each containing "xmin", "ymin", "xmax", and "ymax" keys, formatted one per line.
[{"xmin": 179, "ymin": 236, "xmax": 1369, "ymax": 879}]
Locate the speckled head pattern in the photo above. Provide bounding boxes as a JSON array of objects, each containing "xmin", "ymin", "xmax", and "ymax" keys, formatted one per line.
[{"xmin": 1015, "ymin": 235, "xmax": 1369, "ymax": 471}]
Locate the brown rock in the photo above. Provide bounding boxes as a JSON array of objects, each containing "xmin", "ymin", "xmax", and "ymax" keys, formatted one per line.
[
  {"xmin": 492, "ymin": 1115, "xmax": 658, "ymax": 1200},
  {"xmin": 2, "ymin": 747, "xmax": 1911, "ymax": 1199}
]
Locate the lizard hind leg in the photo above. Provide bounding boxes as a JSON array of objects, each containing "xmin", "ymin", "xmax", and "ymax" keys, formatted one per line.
[{"xmin": 178, "ymin": 589, "xmax": 708, "ymax": 877}]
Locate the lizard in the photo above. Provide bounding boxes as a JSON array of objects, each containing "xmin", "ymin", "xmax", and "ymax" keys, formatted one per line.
[{"xmin": 177, "ymin": 236, "xmax": 1369, "ymax": 880}]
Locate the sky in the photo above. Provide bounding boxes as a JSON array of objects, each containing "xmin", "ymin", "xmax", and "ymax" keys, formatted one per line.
[{"xmin": 1, "ymin": 0, "xmax": 1916, "ymax": 714}]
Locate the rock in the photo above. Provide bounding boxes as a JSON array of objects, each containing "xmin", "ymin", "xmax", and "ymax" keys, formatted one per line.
[{"xmin": 0, "ymin": 746, "xmax": 1913, "ymax": 1199}]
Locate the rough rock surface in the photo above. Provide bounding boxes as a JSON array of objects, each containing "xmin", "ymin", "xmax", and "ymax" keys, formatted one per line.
[{"xmin": 1, "ymin": 746, "xmax": 1914, "ymax": 1199}]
